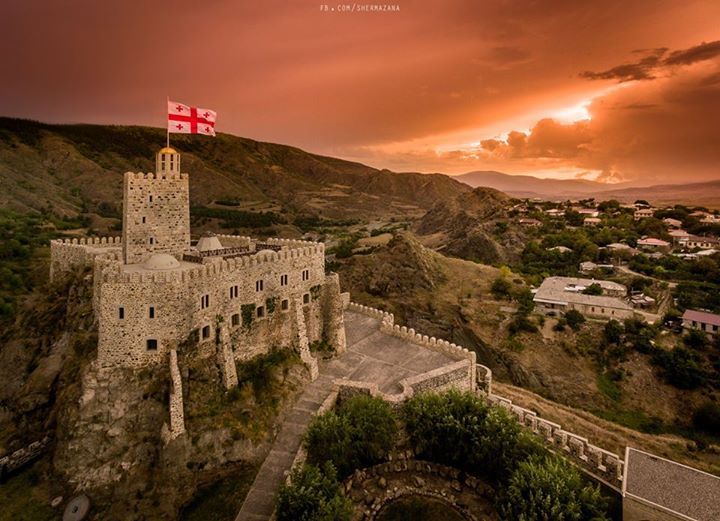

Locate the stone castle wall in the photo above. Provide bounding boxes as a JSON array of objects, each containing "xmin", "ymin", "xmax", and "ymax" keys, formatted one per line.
[
  {"xmin": 49, "ymin": 237, "xmax": 122, "ymax": 281},
  {"xmin": 96, "ymin": 244, "xmax": 333, "ymax": 367},
  {"xmin": 122, "ymin": 172, "xmax": 190, "ymax": 264}
]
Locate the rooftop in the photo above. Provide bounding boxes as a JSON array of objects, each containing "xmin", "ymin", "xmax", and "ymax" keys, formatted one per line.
[
  {"xmin": 683, "ymin": 309, "xmax": 720, "ymax": 327},
  {"xmin": 534, "ymin": 277, "xmax": 631, "ymax": 310},
  {"xmin": 624, "ymin": 448, "xmax": 720, "ymax": 521}
]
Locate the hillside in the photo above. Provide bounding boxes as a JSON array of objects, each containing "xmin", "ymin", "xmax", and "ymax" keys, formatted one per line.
[
  {"xmin": 0, "ymin": 118, "xmax": 469, "ymax": 221},
  {"xmin": 454, "ymin": 170, "xmax": 720, "ymax": 208},
  {"xmin": 414, "ymin": 186, "xmax": 528, "ymax": 264}
]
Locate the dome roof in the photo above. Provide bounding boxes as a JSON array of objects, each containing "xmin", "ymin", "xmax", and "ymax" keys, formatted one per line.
[
  {"xmin": 158, "ymin": 146, "xmax": 178, "ymax": 155},
  {"xmin": 143, "ymin": 253, "xmax": 180, "ymax": 270},
  {"xmin": 197, "ymin": 235, "xmax": 223, "ymax": 252}
]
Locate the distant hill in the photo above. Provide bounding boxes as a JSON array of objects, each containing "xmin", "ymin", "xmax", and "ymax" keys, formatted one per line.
[
  {"xmin": 454, "ymin": 170, "xmax": 720, "ymax": 208},
  {"xmin": 0, "ymin": 118, "xmax": 470, "ymax": 220}
]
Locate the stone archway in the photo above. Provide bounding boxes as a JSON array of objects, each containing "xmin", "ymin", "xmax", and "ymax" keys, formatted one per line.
[{"xmin": 343, "ymin": 459, "xmax": 498, "ymax": 521}]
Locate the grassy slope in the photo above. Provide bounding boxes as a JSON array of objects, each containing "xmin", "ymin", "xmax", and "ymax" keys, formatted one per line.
[{"xmin": 0, "ymin": 118, "xmax": 468, "ymax": 220}]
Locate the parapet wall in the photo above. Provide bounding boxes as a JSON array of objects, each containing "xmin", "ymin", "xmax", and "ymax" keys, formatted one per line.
[
  {"xmin": 50, "ymin": 236, "xmax": 122, "ymax": 281},
  {"xmin": 487, "ymin": 393, "xmax": 624, "ymax": 491},
  {"xmin": 346, "ymin": 301, "xmax": 477, "ymax": 369},
  {"xmin": 100, "ymin": 244, "xmax": 325, "ymax": 284}
]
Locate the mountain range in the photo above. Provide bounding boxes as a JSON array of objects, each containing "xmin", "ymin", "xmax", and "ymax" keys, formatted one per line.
[{"xmin": 454, "ymin": 171, "xmax": 720, "ymax": 208}]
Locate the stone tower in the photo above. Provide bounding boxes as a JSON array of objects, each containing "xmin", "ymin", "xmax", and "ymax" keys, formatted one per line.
[{"xmin": 122, "ymin": 147, "xmax": 190, "ymax": 264}]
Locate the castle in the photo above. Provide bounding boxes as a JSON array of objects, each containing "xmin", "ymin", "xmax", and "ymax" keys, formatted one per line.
[{"xmin": 50, "ymin": 147, "xmax": 346, "ymax": 435}]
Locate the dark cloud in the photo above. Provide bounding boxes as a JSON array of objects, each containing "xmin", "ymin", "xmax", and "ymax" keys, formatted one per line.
[
  {"xmin": 582, "ymin": 41, "xmax": 720, "ymax": 82},
  {"xmin": 664, "ymin": 40, "xmax": 720, "ymax": 65}
]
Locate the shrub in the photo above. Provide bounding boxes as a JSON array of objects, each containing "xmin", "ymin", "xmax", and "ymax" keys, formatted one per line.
[
  {"xmin": 652, "ymin": 346, "xmax": 705, "ymax": 389},
  {"xmin": 491, "ymin": 276, "xmax": 512, "ymax": 299},
  {"xmin": 684, "ymin": 329, "xmax": 708, "ymax": 350},
  {"xmin": 603, "ymin": 320, "xmax": 623, "ymax": 345},
  {"xmin": 693, "ymin": 402, "xmax": 720, "ymax": 436},
  {"xmin": 564, "ymin": 310, "xmax": 585, "ymax": 331},
  {"xmin": 402, "ymin": 390, "xmax": 540, "ymax": 482},
  {"xmin": 582, "ymin": 283, "xmax": 603, "ymax": 296},
  {"xmin": 305, "ymin": 394, "xmax": 397, "ymax": 478},
  {"xmin": 499, "ymin": 456, "xmax": 609, "ymax": 521},
  {"xmin": 276, "ymin": 462, "xmax": 352, "ymax": 521}
]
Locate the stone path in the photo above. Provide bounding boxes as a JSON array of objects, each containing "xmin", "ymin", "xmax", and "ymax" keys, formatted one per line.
[{"xmin": 235, "ymin": 311, "xmax": 456, "ymax": 521}]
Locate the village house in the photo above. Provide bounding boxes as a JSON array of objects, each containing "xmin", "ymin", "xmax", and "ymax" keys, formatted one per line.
[
  {"xmin": 577, "ymin": 208, "xmax": 600, "ymax": 218},
  {"xmin": 533, "ymin": 276, "xmax": 634, "ymax": 320},
  {"xmin": 669, "ymin": 229, "xmax": 691, "ymax": 246},
  {"xmin": 686, "ymin": 235, "xmax": 720, "ymax": 250},
  {"xmin": 663, "ymin": 217, "xmax": 682, "ymax": 229},
  {"xmin": 637, "ymin": 237, "xmax": 671, "ymax": 251},
  {"xmin": 584, "ymin": 217, "xmax": 601, "ymax": 227},
  {"xmin": 519, "ymin": 218, "xmax": 542, "ymax": 227},
  {"xmin": 634, "ymin": 208, "xmax": 655, "ymax": 220},
  {"xmin": 682, "ymin": 309, "xmax": 720, "ymax": 337}
]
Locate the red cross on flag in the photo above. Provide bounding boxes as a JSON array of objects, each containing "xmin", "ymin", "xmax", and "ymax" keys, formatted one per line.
[{"xmin": 168, "ymin": 100, "xmax": 217, "ymax": 136}]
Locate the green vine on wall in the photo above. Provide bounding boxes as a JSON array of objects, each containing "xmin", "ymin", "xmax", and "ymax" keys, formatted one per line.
[
  {"xmin": 310, "ymin": 284, "xmax": 322, "ymax": 301},
  {"xmin": 266, "ymin": 296, "xmax": 278, "ymax": 315},
  {"xmin": 241, "ymin": 304, "xmax": 256, "ymax": 330}
]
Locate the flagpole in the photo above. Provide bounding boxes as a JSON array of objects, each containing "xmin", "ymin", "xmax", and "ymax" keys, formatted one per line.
[{"xmin": 166, "ymin": 96, "xmax": 170, "ymax": 148}]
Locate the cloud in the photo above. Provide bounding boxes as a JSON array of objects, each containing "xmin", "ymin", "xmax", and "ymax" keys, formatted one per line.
[{"xmin": 581, "ymin": 40, "xmax": 720, "ymax": 82}]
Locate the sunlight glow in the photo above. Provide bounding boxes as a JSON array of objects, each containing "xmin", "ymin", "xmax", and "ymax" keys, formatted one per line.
[{"xmin": 549, "ymin": 100, "xmax": 592, "ymax": 123}]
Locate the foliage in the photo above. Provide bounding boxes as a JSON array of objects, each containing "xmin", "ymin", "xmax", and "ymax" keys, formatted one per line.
[
  {"xmin": 332, "ymin": 237, "xmax": 359, "ymax": 259},
  {"xmin": 277, "ymin": 462, "xmax": 352, "ymax": 521},
  {"xmin": 305, "ymin": 394, "xmax": 397, "ymax": 479},
  {"xmin": 310, "ymin": 284, "xmax": 322, "ymax": 300},
  {"xmin": 693, "ymin": 402, "xmax": 720, "ymax": 436},
  {"xmin": 602, "ymin": 320, "xmax": 623, "ymax": 346},
  {"xmin": 0, "ymin": 461, "xmax": 56, "ymax": 521},
  {"xmin": 683, "ymin": 329, "xmax": 708, "ymax": 350},
  {"xmin": 564, "ymin": 310, "xmax": 585, "ymax": 331},
  {"xmin": 582, "ymin": 283, "xmax": 603, "ymax": 296},
  {"xmin": 266, "ymin": 296, "xmax": 278, "ymax": 315},
  {"xmin": 596, "ymin": 372, "xmax": 621, "ymax": 402},
  {"xmin": 402, "ymin": 390, "xmax": 540, "ymax": 482},
  {"xmin": 491, "ymin": 276, "xmax": 512, "ymax": 299},
  {"xmin": 652, "ymin": 347, "xmax": 706, "ymax": 389},
  {"xmin": 294, "ymin": 215, "xmax": 360, "ymax": 232},
  {"xmin": 498, "ymin": 456, "xmax": 609, "ymax": 521},
  {"xmin": 180, "ymin": 466, "xmax": 257, "ymax": 521},
  {"xmin": 376, "ymin": 496, "xmax": 466, "ymax": 521},
  {"xmin": 241, "ymin": 303, "xmax": 255, "ymax": 329},
  {"xmin": 190, "ymin": 205, "xmax": 285, "ymax": 228},
  {"xmin": 236, "ymin": 347, "xmax": 295, "ymax": 397}
]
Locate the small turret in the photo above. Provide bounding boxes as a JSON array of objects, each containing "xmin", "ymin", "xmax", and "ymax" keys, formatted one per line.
[{"xmin": 156, "ymin": 147, "xmax": 180, "ymax": 176}]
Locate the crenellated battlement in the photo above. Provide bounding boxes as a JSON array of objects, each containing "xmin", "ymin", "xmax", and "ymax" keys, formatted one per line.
[
  {"xmin": 124, "ymin": 171, "xmax": 188, "ymax": 182},
  {"xmin": 51, "ymin": 236, "xmax": 122, "ymax": 246},
  {"xmin": 99, "ymin": 242, "xmax": 325, "ymax": 284}
]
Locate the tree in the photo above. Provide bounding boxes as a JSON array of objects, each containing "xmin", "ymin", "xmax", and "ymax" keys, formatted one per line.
[
  {"xmin": 491, "ymin": 276, "xmax": 512, "ymax": 300},
  {"xmin": 652, "ymin": 346, "xmax": 705, "ymax": 389},
  {"xmin": 305, "ymin": 394, "xmax": 397, "ymax": 478},
  {"xmin": 564, "ymin": 310, "xmax": 585, "ymax": 331},
  {"xmin": 693, "ymin": 402, "xmax": 720, "ymax": 436},
  {"xmin": 684, "ymin": 329, "xmax": 708, "ymax": 350},
  {"xmin": 277, "ymin": 463, "xmax": 352, "ymax": 521},
  {"xmin": 603, "ymin": 320, "xmax": 623, "ymax": 345},
  {"xmin": 582, "ymin": 283, "xmax": 603, "ymax": 296},
  {"xmin": 499, "ymin": 456, "xmax": 609, "ymax": 521}
]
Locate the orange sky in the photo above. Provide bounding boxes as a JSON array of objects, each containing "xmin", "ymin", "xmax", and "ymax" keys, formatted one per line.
[{"xmin": 1, "ymin": 0, "xmax": 719, "ymax": 184}]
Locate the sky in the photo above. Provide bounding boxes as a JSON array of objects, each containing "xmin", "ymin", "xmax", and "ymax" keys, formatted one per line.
[{"xmin": 1, "ymin": 0, "xmax": 719, "ymax": 184}]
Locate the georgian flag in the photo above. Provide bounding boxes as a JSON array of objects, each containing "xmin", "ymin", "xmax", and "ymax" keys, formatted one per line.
[{"xmin": 168, "ymin": 100, "xmax": 217, "ymax": 136}]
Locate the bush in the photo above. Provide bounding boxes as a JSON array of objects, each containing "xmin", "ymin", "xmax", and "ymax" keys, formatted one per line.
[
  {"xmin": 402, "ymin": 390, "xmax": 540, "ymax": 482},
  {"xmin": 276, "ymin": 462, "xmax": 352, "ymax": 521},
  {"xmin": 603, "ymin": 320, "xmax": 623, "ymax": 345},
  {"xmin": 305, "ymin": 394, "xmax": 397, "ymax": 478},
  {"xmin": 652, "ymin": 346, "xmax": 705, "ymax": 389},
  {"xmin": 499, "ymin": 456, "xmax": 609, "ymax": 521},
  {"xmin": 693, "ymin": 402, "xmax": 720, "ymax": 436},
  {"xmin": 491, "ymin": 276, "xmax": 512, "ymax": 299},
  {"xmin": 684, "ymin": 329, "xmax": 708, "ymax": 350},
  {"xmin": 582, "ymin": 283, "xmax": 603, "ymax": 296},
  {"xmin": 564, "ymin": 310, "xmax": 585, "ymax": 331}
]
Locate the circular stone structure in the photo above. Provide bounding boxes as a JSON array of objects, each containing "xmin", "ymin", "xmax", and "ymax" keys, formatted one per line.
[
  {"xmin": 376, "ymin": 494, "xmax": 468, "ymax": 521},
  {"xmin": 142, "ymin": 253, "xmax": 181, "ymax": 270},
  {"xmin": 63, "ymin": 494, "xmax": 90, "ymax": 521}
]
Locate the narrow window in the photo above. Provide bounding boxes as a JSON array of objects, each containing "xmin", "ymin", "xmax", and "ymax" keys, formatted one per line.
[
  {"xmin": 201, "ymin": 294, "xmax": 210, "ymax": 309},
  {"xmin": 256, "ymin": 306, "xmax": 265, "ymax": 318},
  {"xmin": 202, "ymin": 325, "xmax": 210, "ymax": 339},
  {"xmin": 230, "ymin": 285, "xmax": 239, "ymax": 299},
  {"xmin": 280, "ymin": 274, "xmax": 288, "ymax": 286},
  {"xmin": 302, "ymin": 269, "xmax": 309, "ymax": 281},
  {"xmin": 146, "ymin": 339, "xmax": 158, "ymax": 351},
  {"xmin": 231, "ymin": 313, "xmax": 240, "ymax": 327},
  {"xmin": 149, "ymin": 237, "xmax": 154, "ymax": 245},
  {"xmin": 142, "ymin": 216, "xmax": 146, "ymax": 224},
  {"xmin": 303, "ymin": 293, "xmax": 310, "ymax": 305},
  {"xmin": 149, "ymin": 195, "xmax": 153, "ymax": 203},
  {"xmin": 256, "ymin": 279, "xmax": 264, "ymax": 292},
  {"xmin": 149, "ymin": 306, "xmax": 155, "ymax": 319},
  {"xmin": 281, "ymin": 299, "xmax": 289, "ymax": 311},
  {"xmin": 118, "ymin": 307, "xmax": 125, "ymax": 320}
]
